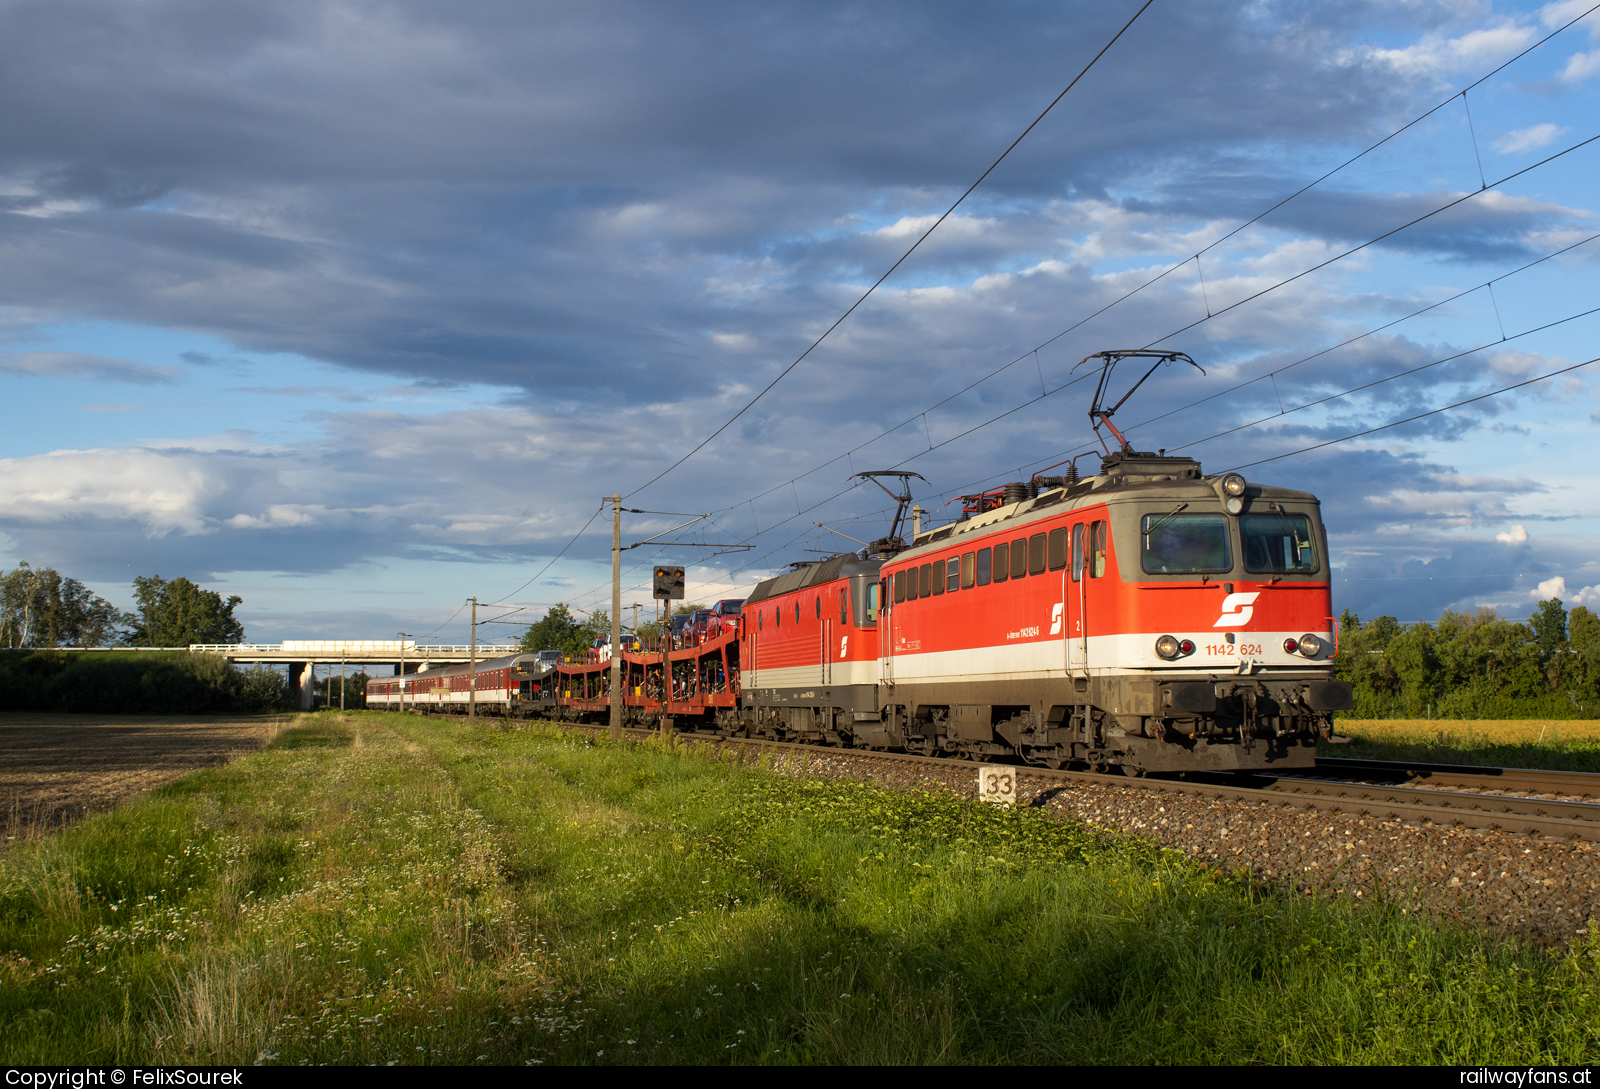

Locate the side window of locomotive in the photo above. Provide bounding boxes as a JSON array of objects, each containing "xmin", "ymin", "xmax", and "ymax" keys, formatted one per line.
[
  {"xmin": 962, "ymin": 551, "xmax": 976, "ymax": 589},
  {"xmin": 1010, "ymin": 538, "xmax": 1028, "ymax": 580},
  {"xmin": 931, "ymin": 560, "xmax": 946, "ymax": 596},
  {"xmin": 758, "ymin": 608, "xmax": 764, "ymax": 631},
  {"xmin": 945, "ymin": 557, "xmax": 960, "ymax": 592},
  {"xmin": 975, "ymin": 547, "xmax": 991, "ymax": 586},
  {"xmin": 1141, "ymin": 512, "xmax": 1231, "ymax": 574},
  {"xmin": 1241, "ymin": 512, "xmax": 1319, "ymax": 574},
  {"xmin": 1071, "ymin": 523, "xmax": 1084, "ymax": 582},
  {"xmin": 1047, "ymin": 527, "xmax": 1068, "ymax": 571},
  {"xmin": 991, "ymin": 541, "xmax": 1008, "ymax": 582},
  {"xmin": 1090, "ymin": 520, "xmax": 1108, "ymax": 578},
  {"xmin": 1028, "ymin": 533, "xmax": 1046, "ymax": 576},
  {"xmin": 866, "ymin": 581, "xmax": 880, "ymax": 625},
  {"xmin": 919, "ymin": 563, "xmax": 933, "ymax": 598},
  {"xmin": 816, "ymin": 595, "xmax": 821, "ymax": 620},
  {"xmin": 895, "ymin": 570, "xmax": 907, "ymax": 603},
  {"xmin": 775, "ymin": 606, "xmax": 780, "ymax": 628},
  {"xmin": 839, "ymin": 587, "xmax": 848, "ymax": 625},
  {"xmin": 795, "ymin": 601, "xmax": 801, "ymax": 624}
]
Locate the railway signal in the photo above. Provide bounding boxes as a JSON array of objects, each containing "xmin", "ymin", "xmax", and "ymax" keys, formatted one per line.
[{"xmin": 653, "ymin": 566, "xmax": 685, "ymax": 600}]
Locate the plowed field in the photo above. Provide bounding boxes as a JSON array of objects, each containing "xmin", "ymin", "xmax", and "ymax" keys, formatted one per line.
[{"xmin": 0, "ymin": 712, "xmax": 286, "ymax": 839}]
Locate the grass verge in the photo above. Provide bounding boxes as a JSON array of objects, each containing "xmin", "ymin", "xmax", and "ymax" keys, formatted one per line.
[
  {"xmin": 2, "ymin": 712, "xmax": 1598, "ymax": 1064},
  {"xmin": 1324, "ymin": 719, "xmax": 1600, "ymax": 772}
]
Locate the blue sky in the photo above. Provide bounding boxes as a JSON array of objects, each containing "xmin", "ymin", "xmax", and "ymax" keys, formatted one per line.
[{"xmin": 1, "ymin": 0, "xmax": 1598, "ymax": 642}]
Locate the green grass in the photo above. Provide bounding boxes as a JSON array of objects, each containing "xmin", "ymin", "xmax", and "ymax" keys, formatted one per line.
[
  {"xmin": 1323, "ymin": 718, "xmax": 1600, "ymax": 772},
  {"xmin": 3, "ymin": 712, "xmax": 1599, "ymax": 1065}
]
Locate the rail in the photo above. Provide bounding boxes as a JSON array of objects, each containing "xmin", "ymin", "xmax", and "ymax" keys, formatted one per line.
[{"xmin": 535, "ymin": 721, "xmax": 1600, "ymax": 843}]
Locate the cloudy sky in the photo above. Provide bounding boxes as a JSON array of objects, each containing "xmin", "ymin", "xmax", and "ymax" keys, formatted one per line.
[{"xmin": 2, "ymin": 0, "xmax": 1598, "ymax": 643}]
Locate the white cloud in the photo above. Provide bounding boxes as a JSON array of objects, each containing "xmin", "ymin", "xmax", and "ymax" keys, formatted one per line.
[
  {"xmin": 1573, "ymin": 584, "xmax": 1600, "ymax": 607},
  {"xmin": 1493, "ymin": 123, "xmax": 1568, "ymax": 154},
  {"xmin": 1559, "ymin": 50, "xmax": 1600, "ymax": 83},
  {"xmin": 872, "ymin": 213, "xmax": 991, "ymax": 241},
  {"xmin": 1366, "ymin": 23, "xmax": 1537, "ymax": 76},
  {"xmin": 0, "ymin": 351, "xmax": 181, "ymax": 385},
  {"xmin": 0, "ymin": 448, "xmax": 222, "ymax": 535},
  {"xmin": 1542, "ymin": 0, "xmax": 1600, "ymax": 37},
  {"xmin": 1497, "ymin": 524, "xmax": 1529, "ymax": 543},
  {"xmin": 226, "ymin": 505, "xmax": 326, "ymax": 530},
  {"xmin": 1533, "ymin": 575, "xmax": 1567, "ymax": 599}
]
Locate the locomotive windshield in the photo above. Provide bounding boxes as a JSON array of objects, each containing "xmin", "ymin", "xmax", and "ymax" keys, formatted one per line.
[
  {"xmin": 1141, "ymin": 513, "xmax": 1231, "ymax": 574},
  {"xmin": 1241, "ymin": 512, "xmax": 1318, "ymax": 573}
]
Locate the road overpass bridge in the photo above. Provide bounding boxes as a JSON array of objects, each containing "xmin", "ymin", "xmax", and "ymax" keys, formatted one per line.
[{"xmin": 190, "ymin": 641, "xmax": 523, "ymax": 710}]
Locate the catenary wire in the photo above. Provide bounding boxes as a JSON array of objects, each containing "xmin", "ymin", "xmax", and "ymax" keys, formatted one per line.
[
  {"xmin": 1225, "ymin": 355, "xmax": 1600, "ymax": 472},
  {"xmin": 918, "ymin": 232, "xmax": 1600, "ymax": 506},
  {"xmin": 622, "ymin": 0, "xmax": 1156, "ymax": 502},
  {"xmin": 665, "ymin": 5, "xmax": 1600, "ymax": 521},
  {"xmin": 496, "ymin": 8, "xmax": 1600, "ymax": 629}
]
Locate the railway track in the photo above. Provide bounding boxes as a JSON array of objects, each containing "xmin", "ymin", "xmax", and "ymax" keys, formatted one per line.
[
  {"xmin": 1307, "ymin": 756, "xmax": 1597, "ymax": 797},
  {"xmin": 500, "ymin": 716, "xmax": 1600, "ymax": 843}
]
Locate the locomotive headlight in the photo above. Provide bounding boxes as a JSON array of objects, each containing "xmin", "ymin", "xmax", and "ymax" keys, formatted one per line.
[
  {"xmin": 1222, "ymin": 473, "xmax": 1247, "ymax": 496},
  {"xmin": 1155, "ymin": 634, "xmax": 1182, "ymax": 660},
  {"xmin": 1297, "ymin": 633, "xmax": 1324, "ymax": 657}
]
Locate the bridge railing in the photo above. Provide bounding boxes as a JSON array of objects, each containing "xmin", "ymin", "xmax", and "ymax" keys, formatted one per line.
[{"xmin": 188, "ymin": 644, "xmax": 522, "ymax": 654}]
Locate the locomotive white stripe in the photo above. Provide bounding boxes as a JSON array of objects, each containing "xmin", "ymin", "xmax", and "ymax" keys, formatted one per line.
[
  {"xmin": 745, "ymin": 629, "xmax": 1334, "ymax": 692},
  {"xmin": 745, "ymin": 659, "xmax": 878, "ymax": 690},
  {"xmin": 880, "ymin": 629, "xmax": 1335, "ymax": 683}
]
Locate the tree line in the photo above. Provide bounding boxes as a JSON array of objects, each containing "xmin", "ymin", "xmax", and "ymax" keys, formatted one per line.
[
  {"xmin": 517, "ymin": 601, "xmax": 704, "ymax": 658},
  {"xmin": 0, "ymin": 564, "xmax": 274, "ymax": 714},
  {"xmin": 1335, "ymin": 598, "xmax": 1599, "ymax": 719},
  {"xmin": 0, "ymin": 565, "xmax": 244, "ymax": 648}
]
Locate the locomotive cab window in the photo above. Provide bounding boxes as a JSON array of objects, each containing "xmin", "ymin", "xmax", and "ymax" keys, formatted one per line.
[
  {"xmin": 839, "ymin": 587, "xmax": 848, "ymax": 625},
  {"xmin": 895, "ymin": 570, "xmax": 907, "ymax": 603},
  {"xmin": 1141, "ymin": 512, "xmax": 1231, "ymax": 574},
  {"xmin": 1241, "ymin": 512, "xmax": 1318, "ymax": 574},
  {"xmin": 1072, "ymin": 524, "xmax": 1084, "ymax": 582},
  {"xmin": 1090, "ymin": 521, "xmax": 1108, "ymax": 578},
  {"xmin": 865, "ymin": 581, "xmax": 880, "ymax": 625},
  {"xmin": 976, "ymin": 547, "xmax": 991, "ymax": 586}
]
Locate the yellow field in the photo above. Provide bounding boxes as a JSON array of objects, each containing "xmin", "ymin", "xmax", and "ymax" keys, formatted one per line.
[{"xmin": 1338, "ymin": 719, "xmax": 1600, "ymax": 746}]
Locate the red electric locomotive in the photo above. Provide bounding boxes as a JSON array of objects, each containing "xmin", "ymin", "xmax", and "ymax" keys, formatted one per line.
[
  {"xmin": 540, "ymin": 351, "xmax": 1353, "ymax": 775},
  {"xmin": 732, "ymin": 450, "xmax": 1348, "ymax": 773}
]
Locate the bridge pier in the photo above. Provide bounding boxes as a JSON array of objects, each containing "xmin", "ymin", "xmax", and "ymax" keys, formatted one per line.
[{"xmin": 287, "ymin": 662, "xmax": 316, "ymax": 710}]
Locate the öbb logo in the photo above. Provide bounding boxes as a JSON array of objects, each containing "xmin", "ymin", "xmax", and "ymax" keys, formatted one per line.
[{"xmin": 1214, "ymin": 592, "xmax": 1260, "ymax": 628}]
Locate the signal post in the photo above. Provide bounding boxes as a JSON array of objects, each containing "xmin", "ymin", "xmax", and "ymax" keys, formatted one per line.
[{"xmin": 654, "ymin": 564, "xmax": 684, "ymax": 737}]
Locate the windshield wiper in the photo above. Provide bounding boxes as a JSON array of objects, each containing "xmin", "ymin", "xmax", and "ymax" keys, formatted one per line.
[{"xmin": 1143, "ymin": 502, "xmax": 1189, "ymax": 544}]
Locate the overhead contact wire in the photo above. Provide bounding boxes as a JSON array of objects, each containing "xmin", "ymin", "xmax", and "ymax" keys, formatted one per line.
[{"xmin": 622, "ymin": 0, "xmax": 1156, "ymax": 501}]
